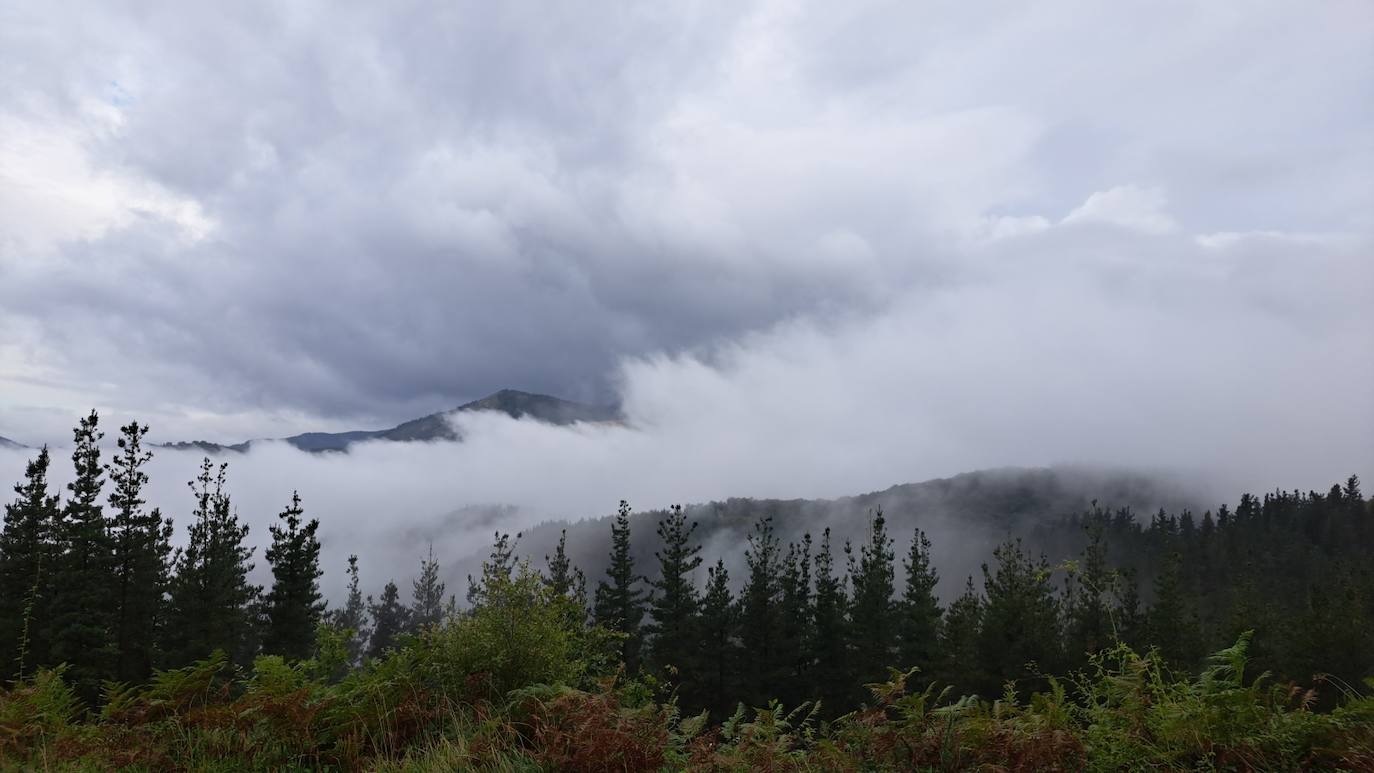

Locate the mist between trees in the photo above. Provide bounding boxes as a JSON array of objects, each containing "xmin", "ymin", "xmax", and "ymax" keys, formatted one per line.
[{"xmin": 2, "ymin": 410, "xmax": 1372, "ymax": 769}]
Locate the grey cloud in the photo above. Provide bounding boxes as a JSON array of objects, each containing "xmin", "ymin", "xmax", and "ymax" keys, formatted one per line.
[{"xmin": 0, "ymin": 0, "xmax": 1370, "ymax": 458}]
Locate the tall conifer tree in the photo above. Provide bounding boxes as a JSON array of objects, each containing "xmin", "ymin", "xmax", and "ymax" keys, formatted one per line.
[
  {"xmin": 645, "ymin": 505, "xmax": 703, "ymax": 682},
  {"xmin": 545, "ymin": 529, "xmax": 589, "ymax": 634},
  {"xmin": 545, "ymin": 529, "xmax": 588, "ymax": 612},
  {"xmin": 776, "ymin": 536, "xmax": 812, "ymax": 707},
  {"xmin": 896, "ymin": 528, "xmax": 941, "ymax": 679},
  {"xmin": 1147, "ymin": 550, "xmax": 1202, "ymax": 670},
  {"xmin": 593, "ymin": 501, "xmax": 646, "ymax": 673},
  {"xmin": 738, "ymin": 516, "xmax": 785, "ymax": 707},
  {"xmin": 410, "ymin": 545, "xmax": 449, "ymax": 630},
  {"xmin": 1063, "ymin": 518, "xmax": 1116, "ymax": 667},
  {"xmin": 976, "ymin": 540, "xmax": 1062, "ymax": 695},
  {"xmin": 0, "ymin": 447, "xmax": 61, "ymax": 680},
  {"xmin": 262, "ymin": 491, "xmax": 325, "ymax": 660},
  {"xmin": 107, "ymin": 422, "xmax": 174, "ymax": 683},
  {"xmin": 847, "ymin": 508, "xmax": 897, "ymax": 690},
  {"xmin": 366, "ymin": 580, "xmax": 409, "ymax": 658},
  {"xmin": 1115, "ymin": 566, "xmax": 1145, "ymax": 648},
  {"xmin": 940, "ymin": 577, "xmax": 984, "ymax": 695},
  {"xmin": 330, "ymin": 554, "xmax": 368, "ymax": 666},
  {"xmin": 694, "ymin": 558, "xmax": 738, "ymax": 719},
  {"xmin": 163, "ymin": 459, "xmax": 260, "ymax": 667},
  {"xmin": 49, "ymin": 411, "xmax": 116, "ymax": 702},
  {"xmin": 810, "ymin": 527, "xmax": 849, "ymax": 715},
  {"xmin": 468, "ymin": 531, "xmax": 518, "ymax": 608}
]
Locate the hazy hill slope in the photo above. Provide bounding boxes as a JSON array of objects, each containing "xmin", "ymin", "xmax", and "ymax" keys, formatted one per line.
[{"xmin": 444, "ymin": 466, "xmax": 1207, "ymax": 601}]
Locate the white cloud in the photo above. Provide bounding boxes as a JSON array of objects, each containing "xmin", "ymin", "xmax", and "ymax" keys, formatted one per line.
[
  {"xmin": 977, "ymin": 214, "xmax": 1052, "ymax": 242},
  {"xmin": 0, "ymin": 109, "xmax": 213, "ymax": 261},
  {"xmin": 0, "ymin": 0, "xmax": 1369, "ymax": 544},
  {"xmin": 1193, "ymin": 230, "xmax": 1353, "ymax": 251},
  {"xmin": 1061, "ymin": 185, "xmax": 1177, "ymax": 235}
]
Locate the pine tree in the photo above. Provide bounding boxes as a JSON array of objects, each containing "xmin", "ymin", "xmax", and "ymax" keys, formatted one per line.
[
  {"xmin": 694, "ymin": 558, "xmax": 738, "ymax": 719},
  {"xmin": 262, "ymin": 491, "xmax": 325, "ymax": 660},
  {"xmin": 775, "ymin": 535, "xmax": 812, "ymax": 708},
  {"xmin": 1340, "ymin": 475, "xmax": 1367, "ymax": 550},
  {"xmin": 545, "ymin": 529, "xmax": 589, "ymax": 635},
  {"xmin": 976, "ymin": 540, "xmax": 1062, "ymax": 695},
  {"xmin": 940, "ymin": 577, "xmax": 984, "ymax": 695},
  {"xmin": 0, "ymin": 446, "xmax": 61, "ymax": 680},
  {"xmin": 544, "ymin": 529, "xmax": 588, "ymax": 612},
  {"xmin": 896, "ymin": 527, "xmax": 941, "ymax": 680},
  {"xmin": 1342, "ymin": 474, "xmax": 1363, "ymax": 519},
  {"xmin": 163, "ymin": 459, "xmax": 260, "ymax": 668},
  {"xmin": 1285, "ymin": 568, "xmax": 1374, "ymax": 700},
  {"xmin": 1115, "ymin": 566, "xmax": 1145, "ymax": 648},
  {"xmin": 48, "ymin": 411, "xmax": 116, "ymax": 702},
  {"xmin": 847, "ymin": 508, "xmax": 897, "ymax": 691},
  {"xmin": 1147, "ymin": 550, "xmax": 1202, "ymax": 670},
  {"xmin": 106, "ymin": 422, "xmax": 174, "ymax": 683},
  {"xmin": 410, "ymin": 544, "xmax": 448, "ymax": 630},
  {"xmin": 738, "ymin": 516, "xmax": 785, "ymax": 707},
  {"xmin": 645, "ymin": 505, "xmax": 703, "ymax": 682},
  {"xmin": 1063, "ymin": 518, "xmax": 1116, "ymax": 667},
  {"xmin": 593, "ymin": 501, "xmax": 646, "ymax": 673},
  {"xmin": 468, "ymin": 531, "xmax": 518, "ymax": 608},
  {"xmin": 810, "ymin": 527, "xmax": 849, "ymax": 715},
  {"xmin": 329, "ymin": 554, "xmax": 368, "ymax": 666},
  {"xmin": 366, "ymin": 580, "xmax": 409, "ymax": 658}
]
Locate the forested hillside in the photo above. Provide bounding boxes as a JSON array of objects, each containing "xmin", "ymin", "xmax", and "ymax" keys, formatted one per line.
[
  {"xmin": 2, "ymin": 412, "xmax": 1371, "ymax": 770},
  {"xmin": 496, "ymin": 466, "xmax": 1204, "ymax": 605}
]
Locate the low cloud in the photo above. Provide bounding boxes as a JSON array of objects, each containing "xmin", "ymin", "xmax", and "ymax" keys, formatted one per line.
[
  {"xmin": 3, "ymin": 222, "xmax": 1369, "ymax": 599},
  {"xmin": 1, "ymin": 1, "xmax": 1370, "ymax": 598}
]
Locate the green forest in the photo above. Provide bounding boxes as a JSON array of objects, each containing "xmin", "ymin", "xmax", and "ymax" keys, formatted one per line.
[{"xmin": 1, "ymin": 412, "xmax": 1371, "ymax": 770}]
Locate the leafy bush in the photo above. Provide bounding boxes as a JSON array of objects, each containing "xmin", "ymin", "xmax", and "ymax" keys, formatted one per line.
[{"xmin": 418, "ymin": 563, "xmax": 597, "ymax": 698}]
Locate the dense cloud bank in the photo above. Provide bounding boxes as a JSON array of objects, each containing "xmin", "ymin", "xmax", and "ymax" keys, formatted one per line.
[
  {"xmin": 2, "ymin": 1, "xmax": 1371, "ymax": 597},
  {"xmin": 2, "ymin": 260, "xmax": 1369, "ymax": 599},
  {"xmin": 2, "ymin": 0, "xmax": 1371, "ymax": 443}
]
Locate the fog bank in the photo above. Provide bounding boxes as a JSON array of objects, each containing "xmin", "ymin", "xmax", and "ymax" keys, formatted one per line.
[{"xmin": 3, "ymin": 220, "xmax": 1369, "ymax": 599}]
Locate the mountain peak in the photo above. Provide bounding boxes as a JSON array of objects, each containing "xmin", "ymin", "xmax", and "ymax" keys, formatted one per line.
[
  {"xmin": 454, "ymin": 389, "xmax": 620, "ymax": 424},
  {"xmin": 379, "ymin": 389, "xmax": 619, "ymax": 444},
  {"xmin": 157, "ymin": 389, "xmax": 621, "ymax": 454}
]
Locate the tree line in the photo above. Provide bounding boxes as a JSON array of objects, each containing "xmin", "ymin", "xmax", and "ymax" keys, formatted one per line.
[
  {"xmin": 1, "ymin": 411, "xmax": 1370, "ymax": 720},
  {"xmin": 0, "ymin": 413, "xmax": 331, "ymax": 704},
  {"xmin": 576, "ymin": 479, "xmax": 1372, "ymax": 719}
]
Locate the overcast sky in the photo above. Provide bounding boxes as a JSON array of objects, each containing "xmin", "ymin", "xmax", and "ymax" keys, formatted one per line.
[{"xmin": 2, "ymin": 1, "xmax": 1371, "ymax": 471}]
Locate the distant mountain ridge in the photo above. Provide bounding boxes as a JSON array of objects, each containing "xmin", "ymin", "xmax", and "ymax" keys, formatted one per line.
[
  {"xmin": 431, "ymin": 465, "xmax": 1212, "ymax": 603},
  {"xmin": 0, "ymin": 436, "xmax": 28, "ymax": 451},
  {"xmin": 158, "ymin": 389, "xmax": 620, "ymax": 454}
]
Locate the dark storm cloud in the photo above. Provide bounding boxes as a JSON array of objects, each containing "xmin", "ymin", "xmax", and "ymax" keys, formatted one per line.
[{"xmin": 1, "ymin": 1, "xmax": 765, "ymax": 434}]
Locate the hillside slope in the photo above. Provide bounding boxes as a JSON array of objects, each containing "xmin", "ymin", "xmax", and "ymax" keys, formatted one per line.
[{"xmin": 440, "ymin": 466, "xmax": 1206, "ymax": 600}]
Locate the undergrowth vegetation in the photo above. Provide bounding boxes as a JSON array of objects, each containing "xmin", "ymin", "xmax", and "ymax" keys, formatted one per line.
[{"xmin": 3, "ymin": 571, "xmax": 1371, "ymax": 771}]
